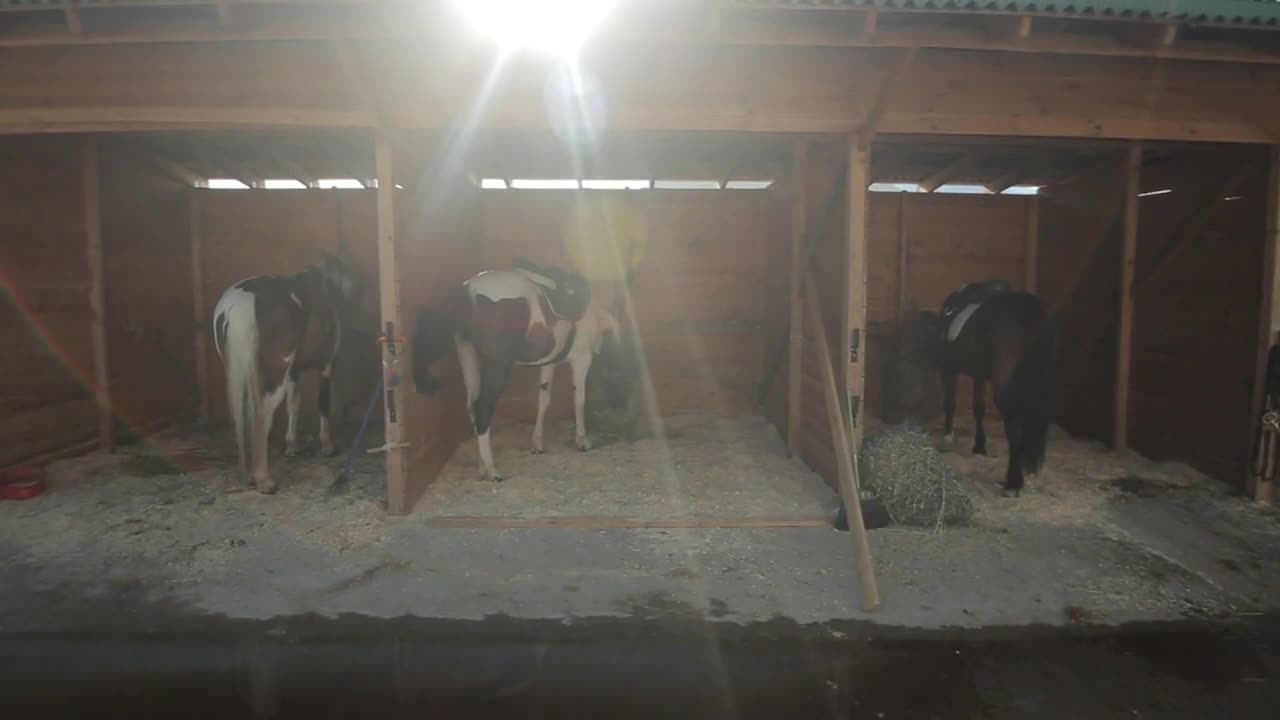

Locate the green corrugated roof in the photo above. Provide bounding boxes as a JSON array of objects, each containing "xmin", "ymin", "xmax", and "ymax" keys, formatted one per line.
[{"xmin": 728, "ymin": 1, "xmax": 1280, "ymax": 28}]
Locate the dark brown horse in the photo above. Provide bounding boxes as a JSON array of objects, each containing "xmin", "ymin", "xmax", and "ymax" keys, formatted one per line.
[{"xmin": 894, "ymin": 281, "xmax": 1056, "ymax": 496}]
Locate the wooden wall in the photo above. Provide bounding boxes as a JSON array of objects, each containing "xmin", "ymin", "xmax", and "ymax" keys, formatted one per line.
[
  {"xmin": 101, "ymin": 157, "xmax": 194, "ymax": 437},
  {"xmin": 0, "ymin": 137, "xmax": 98, "ymax": 467},
  {"xmin": 865, "ymin": 192, "xmax": 1033, "ymax": 420},
  {"xmin": 397, "ymin": 173, "xmax": 483, "ymax": 508},
  {"xmin": 1129, "ymin": 148, "xmax": 1266, "ymax": 486},
  {"xmin": 1037, "ymin": 158, "xmax": 1127, "ymax": 444},
  {"xmin": 476, "ymin": 190, "xmax": 782, "ymax": 426}
]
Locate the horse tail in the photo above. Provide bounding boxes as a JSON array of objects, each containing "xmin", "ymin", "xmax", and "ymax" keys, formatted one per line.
[
  {"xmin": 1011, "ymin": 318, "xmax": 1056, "ymax": 474},
  {"xmin": 219, "ymin": 293, "xmax": 263, "ymax": 475},
  {"xmin": 412, "ymin": 287, "xmax": 467, "ymax": 394}
]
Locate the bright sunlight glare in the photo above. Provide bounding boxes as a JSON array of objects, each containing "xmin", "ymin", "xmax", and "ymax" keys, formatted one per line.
[{"xmin": 452, "ymin": 0, "xmax": 617, "ymax": 56}]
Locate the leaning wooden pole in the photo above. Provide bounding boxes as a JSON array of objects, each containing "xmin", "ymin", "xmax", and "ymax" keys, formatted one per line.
[
  {"xmin": 374, "ymin": 127, "xmax": 410, "ymax": 514},
  {"xmin": 83, "ymin": 138, "xmax": 112, "ymax": 453},
  {"xmin": 805, "ymin": 264, "xmax": 881, "ymax": 612}
]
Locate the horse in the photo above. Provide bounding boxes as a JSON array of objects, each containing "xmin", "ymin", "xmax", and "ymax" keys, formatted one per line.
[
  {"xmin": 896, "ymin": 280, "xmax": 1056, "ymax": 496},
  {"xmin": 411, "ymin": 259, "xmax": 625, "ymax": 481},
  {"xmin": 213, "ymin": 254, "xmax": 363, "ymax": 493}
]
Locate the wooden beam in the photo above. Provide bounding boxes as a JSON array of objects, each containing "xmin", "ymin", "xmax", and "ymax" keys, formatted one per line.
[
  {"xmin": 375, "ymin": 127, "xmax": 410, "ymax": 515},
  {"xmin": 1018, "ymin": 15, "xmax": 1034, "ymax": 40},
  {"xmin": 919, "ymin": 151, "xmax": 978, "ymax": 192},
  {"xmin": 141, "ymin": 151, "xmax": 206, "ymax": 187},
  {"xmin": 0, "ymin": 107, "xmax": 376, "ymax": 134},
  {"xmin": 1025, "ymin": 195, "xmax": 1040, "ymax": 293},
  {"xmin": 845, "ymin": 141, "xmax": 871, "ymax": 446},
  {"xmin": 1132, "ymin": 156, "xmax": 1267, "ymax": 296},
  {"xmin": 83, "ymin": 139, "xmax": 113, "ymax": 453},
  {"xmin": 425, "ymin": 516, "xmax": 835, "ymax": 529},
  {"xmin": 786, "ymin": 140, "xmax": 807, "ymax": 456},
  {"xmin": 1160, "ymin": 23, "xmax": 1179, "ymax": 48},
  {"xmin": 1114, "ymin": 144, "xmax": 1141, "ymax": 450},
  {"xmin": 1249, "ymin": 146, "xmax": 1280, "ymax": 504},
  {"xmin": 986, "ymin": 167, "xmax": 1028, "ymax": 194},
  {"xmin": 189, "ymin": 189, "xmax": 210, "ymax": 419},
  {"xmin": 857, "ymin": 46, "xmax": 917, "ymax": 147},
  {"xmin": 804, "ymin": 265, "xmax": 880, "ymax": 612},
  {"xmin": 269, "ymin": 151, "xmax": 319, "ymax": 188},
  {"xmin": 64, "ymin": 6, "xmax": 83, "ymax": 35},
  {"xmin": 860, "ymin": 9, "xmax": 878, "ymax": 42},
  {"xmin": 215, "ymin": 0, "xmax": 233, "ymax": 28},
  {"xmin": 897, "ymin": 192, "xmax": 909, "ymax": 317}
]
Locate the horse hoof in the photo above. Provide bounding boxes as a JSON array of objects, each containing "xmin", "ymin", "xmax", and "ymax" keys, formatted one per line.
[
  {"xmin": 1000, "ymin": 487, "xmax": 1021, "ymax": 498},
  {"xmin": 974, "ymin": 447, "xmax": 988, "ymax": 457},
  {"xmin": 321, "ymin": 444, "xmax": 338, "ymax": 458},
  {"xmin": 944, "ymin": 433, "xmax": 955, "ymax": 445},
  {"xmin": 283, "ymin": 447, "xmax": 299, "ymax": 459},
  {"xmin": 576, "ymin": 436, "xmax": 592, "ymax": 452},
  {"xmin": 531, "ymin": 448, "xmax": 545, "ymax": 455},
  {"xmin": 257, "ymin": 482, "xmax": 278, "ymax": 495}
]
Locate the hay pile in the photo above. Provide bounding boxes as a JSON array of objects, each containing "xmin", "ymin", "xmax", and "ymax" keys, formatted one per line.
[{"xmin": 860, "ymin": 422, "xmax": 973, "ymax": 527}]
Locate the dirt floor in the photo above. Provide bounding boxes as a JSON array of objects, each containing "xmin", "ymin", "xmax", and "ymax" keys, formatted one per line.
[
  {"xmin": 420, "ymin": 414, "xmax": 838, "ymax": 520},
  {"xmin": 2, "ymin": 414, "xmax": 1279, "ymax": 633}
]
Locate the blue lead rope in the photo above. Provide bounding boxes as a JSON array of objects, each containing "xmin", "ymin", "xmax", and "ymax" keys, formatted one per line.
[{"xmin": 329, "ymin": 373, "xmax": 384, "ymax": 494}]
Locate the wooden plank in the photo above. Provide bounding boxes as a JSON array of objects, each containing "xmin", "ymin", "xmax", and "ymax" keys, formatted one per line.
[
  {"xmin": 1114, "ymin": 144, "xmax": 1141, "ymax": 450},
  {"xmin": 786, "ymin": 140, "xmax": 807, "ymax": 454},
  {"xmin": 1250, "ymin": 146, "xmax": 1280, "ymax": 504},
  {"xmin": 375, "ymin": 127, "xmax": 409, "ymax": 515},
  {"xmin": 1025, "ymin": 195, "xmax": 1039, "ymax": 292},
  {"xmin": 805, "ymin": 264, "xmax": 880, "ymax": 612},
  {"xmin": 425, "ymin": 516, "xmax": 834, "ymax": 529},
  {"xmin": 83, "ymin": 138, "xmax": 112, "ymax": 453},
  {"xmin": 189, "ymin": 190, "xmax": 210, "ymax": 419},
  {"xmin": 0, "ymin": 107, "xmax": 377, "ymax": 133},
  {"xmin": 919, "ymin": 152, "xmax": 978, "ymax": 192},
  {"xmin": 896, "ymin": 192, "xmax": 908, "ymax": 316},
  {"xmin": 1132, "ymin": 156, "xmax": 1268, "ymax": 296},
  {"xmin": 845, "ymin": 142, "xmax": 870, "ymax": 446},
  {"xmin": 858, "ymin": 45, "xmax": 917, "ymax": 145}
]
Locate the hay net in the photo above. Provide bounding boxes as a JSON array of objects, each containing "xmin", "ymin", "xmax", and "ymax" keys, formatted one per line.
[{"xmin": 860, "ymin": 422, "xmax": 973, "ymax": 527}]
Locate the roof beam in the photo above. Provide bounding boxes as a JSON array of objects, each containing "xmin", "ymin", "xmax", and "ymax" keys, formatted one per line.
[
  {"xmin": 857, "ymin": 46, "xmax": 917, "ymax": 149},
  {"xmin": 268, "ymin": 150, "xmax": 319, "ymax": 187},
  {"xmin": 919, "ymin": 152, "xmax": 981, "ymax": 192},
  {"xmin": 136, "ymin": 150, "xmax": 206, "ymax": 188}
]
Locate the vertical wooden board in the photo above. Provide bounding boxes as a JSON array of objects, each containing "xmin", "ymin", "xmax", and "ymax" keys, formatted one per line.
[
  {"xmin": 83, "ymin": 139, "xmax": 112, "ymax": 452},
  {"xmin": 1025, "ymin": 196, "xmax": 1040, "ymax": 293},
  {"xmin": 374, "ymin": 129, "xmax": 410, "ymax": 515},
  {"xmin": 1252, "ymin": 147, "xmax": 1280, "ymax": 502},
  {"xmin": 190, "ymin": 190, "xmax": 209, "ymax": 419},
  {"xmin": 0, "ymin": 137, "xmax": 98, "ymax": 466},
  {"xmin": 1037, "ymin": 160, "xmax": 1126, "ymax": 444},
  {"xmin": 1130, "ymin": 147, "xmax": 1265, "ymax": 488},
  {"xmin": 786, "ymin": 141, "xmax": 807, "ymax": 452},
  {"xmin": 99, "ymin": 154, "xmax": 194, "ymax": 435},
  {"xmin": 1113, "ymin": 144, "xmax": 1141, "ymax": 450}
]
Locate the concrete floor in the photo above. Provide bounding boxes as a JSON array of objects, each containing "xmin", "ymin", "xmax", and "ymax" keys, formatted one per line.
[{"xmin": 2, "ymin": 418, "xmax": 1279, "ymax": 635}]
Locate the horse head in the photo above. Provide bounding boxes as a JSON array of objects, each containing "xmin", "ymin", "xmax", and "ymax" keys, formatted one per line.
[{"xmin": 319, "ymin": 253, "xmax": 363, "ymax": 305}]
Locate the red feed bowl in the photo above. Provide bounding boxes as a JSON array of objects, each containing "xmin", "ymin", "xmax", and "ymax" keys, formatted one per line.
[{"xmin": 0, "ymin": 465, "xmax": 47, "ymax": 501}]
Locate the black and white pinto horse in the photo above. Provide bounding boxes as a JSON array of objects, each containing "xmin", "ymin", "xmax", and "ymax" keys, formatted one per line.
[
  {"xmin": 213, "ymin": 254, "xmax": 362, "ymax": 493},
  {"xmin": 900, "ymin": 280, "xmax": 1057, "ymax": 496},
  {"xmin": 412, "ymin": 259, "xmax": 622, "ymax": 481}
]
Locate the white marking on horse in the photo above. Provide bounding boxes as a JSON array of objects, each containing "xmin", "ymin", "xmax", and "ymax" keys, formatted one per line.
[{"xmin": 947, "ymin": 303, "xmax": 981, "ymax": 342}]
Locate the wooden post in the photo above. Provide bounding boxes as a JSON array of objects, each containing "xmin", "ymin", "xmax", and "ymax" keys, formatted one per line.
[
  {"xmin": 1114, "ymin": 143, "xmax": 1141, "ymax": 450},
  {"xmin": 1249, "ymin": 146, "xmax": 1280, "ymax": 504},
  {"xmin": 896, "ymin": 193, "xmax": 908, "ymax": 317},
  {"xmin": 1025, "ymin": 195, "xmax": 1039, "ymax": 292},
  {"xmin": 845, "ymin": 141, "xmax": 871, "ymax": 446},
  {"xmin": 786, "ymin": 141, "xmax": 807, "ymax": 454},
  {"xmin": 189, "ymin": 189, "xmax": 210, "ymax": 419},
  {"xmin": 375, "ymin": 127, "xmax": 410, "ymax": 514},
  {"xmin": 805, "ymin": 266, "xmax": 880, "ymax": 612},
  {"xmin": 83, "ymin": 138, "xmax": 112, "ymax": 453}
]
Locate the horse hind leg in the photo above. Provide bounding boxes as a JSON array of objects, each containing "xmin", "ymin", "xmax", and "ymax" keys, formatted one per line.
[
  {"xmin": 571, "ymin": 352, "xmax": 593, "ymax": 451},
  {"xmin": 531, "ymin": 364, "xmax": 555, "ymax": 454},
  {"xmin": 1001, "ymin": 413, "xmax": 1025, "ymax": 497},
  {"xmin": 283, "ymin": 372, "xmax": 302, "ymax": 458},
  {"xmin": 317, "ymin": 367, "xmax": 336, "ymax": 456},
  {"xmin": 972, "ymin": 377, "xmax": 988, "ymax": 456},
  {"xmin": 941, "ymin": 371, "xmax": 958, "ymax": 445},
  {"xmin": 473, "ymin": 360, "xmax": 510, "ymax": 482}
]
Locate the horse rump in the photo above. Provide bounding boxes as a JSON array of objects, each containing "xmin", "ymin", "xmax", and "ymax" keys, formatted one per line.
[
  {"xmin": 412, "ymin": 287, "xmax": 469, "ymax": 394},
  {"xmin": 1009, "ymin": 318, "xmax": 1056, "ymax": 475}
]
